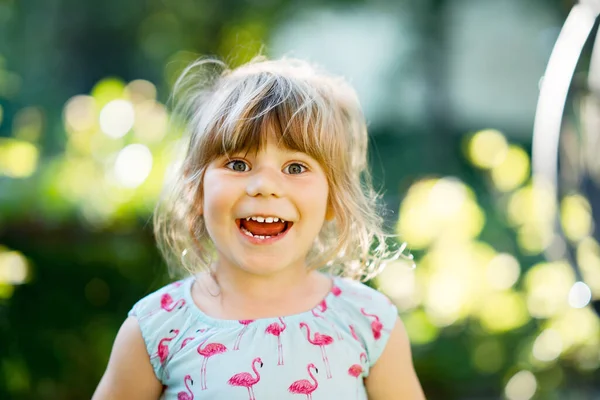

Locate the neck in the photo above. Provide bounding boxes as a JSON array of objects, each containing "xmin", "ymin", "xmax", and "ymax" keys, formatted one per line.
[{"xmin": 199, "ymin": 259, "xmax": 329, "ymax": 319}]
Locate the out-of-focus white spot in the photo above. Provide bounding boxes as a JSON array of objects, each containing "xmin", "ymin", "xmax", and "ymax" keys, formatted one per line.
[
  {"xmin": 505, "ymin": 370, "xmax": 537, "ymax": 400},
  {"xmin": 568, "ymin": 281, "xmax": 592, "ymax": 308},
  {"xmin": 99, "ymin": 100, "xmax": 135, "ymax": 138},
  {"xmin": 113, "ymin": 144, "xmax": 153, "ymax": 188}
]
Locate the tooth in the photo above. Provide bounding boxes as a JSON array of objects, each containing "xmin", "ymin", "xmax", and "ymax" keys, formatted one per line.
[
  {"xmin": 265, "ymin": 217, "xmax": 273, "ymax": 223},
  {"xmin": 243, "ymin": 229, "xmax": 253, "ymax": 237},
  {"xmin": 256, "ymin": 217, "xmax": 265, "ymax": 223},
  {"xmin": 264, "ymin": 236, "xmax": 271, "ymax": 239},
  {"xmin": 246, "ymin": 217, "xmax": 251, "ymax": 221},
  {"xmin": 273, "ymin": 217, "xmax": 279, "ymax": 222},
  {"xmin": 258, "ymin": 235, "xmax": 265, "ymax": 239},
  {"xmin": 251, "ymin": 216, "xmax": 258, "ymax": 221}
]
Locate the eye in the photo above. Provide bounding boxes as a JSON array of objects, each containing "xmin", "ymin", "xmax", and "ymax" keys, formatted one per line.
[
  {"xmin": 226, "ymin": 160, "xmax": 249, "ymax": 172},
  {"xmin": 284, "ymin": 162, "xmax": 307, "ymax": 175}
]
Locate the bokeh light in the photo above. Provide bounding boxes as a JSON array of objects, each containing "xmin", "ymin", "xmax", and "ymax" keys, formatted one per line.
[
  {"xmin": 547, "ymin": 307, "xmax": 599, "ymax": 353},
  {"xmin": 467, "ymin": 129, "xmax": 508, "ymax": 169},
  {"xmin": 133, "ymin": 101, "xmax": 168, "ymax": 143},
  {"xmin": 560, "ymin": 194, "xmax": 593, "ymax": 242},
  {"xmin": 532, "ymin": 328, "xmax": 563, "ymax": 362},
  {"xmin": 477, "ymin": 291, "xmax": 529, "ymax": 333},
  {"xmin": 113, "ymin": 144, "xmax": 153, "ymax": 188},
  {"xmin": 490, "ymin": 145, "xmax": 530, "ymax": 192},
  {"xmin": 505, "ymin": 370, "xmax": 537, "ymax": 400},
  {"xmin": 486, "ymin": 253, "xmax": 521, "ymax": 290},
  {"xmin": 99, "ymin": 99, "xmax": 135, "ymax": 138},
  {"xmin": 374, "ymin": 260, "xmax": 419, "ymax": 311},
  {"xmin": 576, "ymin": 237, "xmax": 600, "ymax": 297},
  {"xmin": 568, "ymin": 281, "xmax": 592, "ymax": 309},
  {"xmin": 125, "ymin": 79, "xmax": 157, "ymax": 104},
  {"xmin": 524, "ymin": 261, "xmax": 574, "ymax": 318},
  {"xmin": 0, "ymin": 250, "xmax": 29, "ymax": 286},
  {"xmin": 64, "ymin": 95, "xmax": 97, "ymax": 133},
  {"xmin": 0, "ymin": 138, "xmax": 39, "ymax": 178},
  {"xmin": 397, "ymin": 177, "xmax": 485, "ymax": 249}
]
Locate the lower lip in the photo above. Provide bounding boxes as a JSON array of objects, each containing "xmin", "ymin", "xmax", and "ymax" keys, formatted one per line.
[{"xmin": 236, "ymin": 223, "xmax": 293, "ymax": 245}]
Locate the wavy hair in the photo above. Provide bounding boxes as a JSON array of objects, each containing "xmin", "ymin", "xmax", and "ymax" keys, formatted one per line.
[{"xmin": 154, "ymin": 55, "xmax": 411, "ymax": 282}]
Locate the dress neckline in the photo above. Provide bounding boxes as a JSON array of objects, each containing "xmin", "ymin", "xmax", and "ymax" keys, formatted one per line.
[{"xmin": 182, "ymin": 274, "xmax": 341, "ymax": 329}]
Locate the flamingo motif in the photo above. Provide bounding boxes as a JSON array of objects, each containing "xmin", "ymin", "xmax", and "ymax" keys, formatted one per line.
[
  {"xmin": 360, "ymin": 308, "xmax": 383, "ymax": 339},
  {"xmin": 299, "ymin": 322, "xmax": 334, "ymax": 379},
  {"xmin": 177, "ymin": 374, "xmax": 194, "ymax": 400},
  {"xmin": 331, "ymin": 285, "xmax": 342, "ymax": 296},
  {"xmin": 150, "ymin": 329, "xmax": 179, "ymax": 369},
  {"xmin": 164, "ymin": 329, "xmax": 207, "ymax": 378},
  {"xmin": 265, "ymin": 317, "xmax": 286, "ymax": 365},
  {"xmin": 348, "ymin": 353, "xmax": 368, "ymax": 399},
  {"xmin": 228, "ymin": 357, "xmax": 263, "ymax": 400},
  {"xmin": 349, "ymin": 324, "xmax": 366, "ymax": 350},
  {"xmin": 311, "ymin": 308, "xmax": 342, "ymax": 340},
  {"xmin": 316, "ymin": 299, "xmax": 327, "ymax": 312},
  {"xmin": 197, "ymin": 338, "xmax": 227, "ymax": 390},
  {"xmin": 289, "ymin": 363, "xmax": 319, "ymax": 399},
  {"xmin": 234, "ymin": 320, "xmax": 254, "ymax": 351},
  {"xmin": 140, "ymin": 293, "xmax": 186, "ymax": 321}
]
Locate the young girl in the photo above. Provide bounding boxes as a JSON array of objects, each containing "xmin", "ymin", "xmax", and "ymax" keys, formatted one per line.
[{"xmin": 93, "ymin": 56, "xmax": 425, "ymax": 399}]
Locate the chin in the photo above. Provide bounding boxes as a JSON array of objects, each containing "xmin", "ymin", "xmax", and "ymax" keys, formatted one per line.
[{"xmin": 237, "ymin": 256, "xmax": 299, "ymax": 276}]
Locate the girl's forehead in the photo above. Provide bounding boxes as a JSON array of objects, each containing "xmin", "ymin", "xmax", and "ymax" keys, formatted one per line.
[
  {"xmin": 223, "ymin": 127, "xmax": 309, "ymax": 156},
  {"xmin": 230, "ymin": 142, "xmax": 310, "ymax": 158}
]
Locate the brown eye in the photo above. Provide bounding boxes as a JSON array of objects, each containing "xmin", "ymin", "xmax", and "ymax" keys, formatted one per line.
[
  {"xmin": 285, "ymin": 163, "xmax": 307, "ymax": 175},
  {"xmin": 226, "ymin": 160, "xmax": 249, "ymax": 172}
]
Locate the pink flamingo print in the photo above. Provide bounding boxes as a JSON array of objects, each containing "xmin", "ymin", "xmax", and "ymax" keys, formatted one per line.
[
  {"xmin": 299, "ymin": 322, "xmax": 334, "ymax": 379},
  {"xmin": 177, "ymin": 374, "xmax": 194, "ymax": 400},
  {"xmin": 150, "ymin": 329, "xmax": 179, "ymax": 369},
  {"xmin": 316, "ymin": 299, "xmax": 327, "ymax": 312},
  {"xmin": 140, "ymin": 293, "xmax": 186, "ymax": 321},
  {"xmin": 234, "ymin": 320, "xmax": 254, "ymax": 350},
  {"xmin": 289, "ymin": 363, "xmax": 319, "ymax": 399},
  {"xmin": 349, "ymin": 324, "xmax": 366, "ymax": 350},
  {"xmin": 332, "ymin": 285, "xmax": 342, "ymax": 296},
  {"xmin": 265, "ymin": 317, "xmax": 286, "ymax": 365},
  {"xmin": 197, "ymin": 338, "xmax": 227, "ymax": 390},
  {"xmin": 228, "ymin": 357, "xmax": 263, "ymax": 400},
  {"xmin": 164, "ymin": 329, "xmax": 207, "ymax": 378},
  {"xmin": 360, "ymin": 308, "xmax": 383, "ymax": 339},
  {"xmin": 311, "ymin": 309, "xmax": 342, "ymax": 340},
  {"xmin": 348, "ymin": 353, "xmax": 368, "ymax": 399}
]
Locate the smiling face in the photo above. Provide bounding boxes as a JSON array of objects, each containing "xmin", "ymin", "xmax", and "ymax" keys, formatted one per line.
[{"xmin": 201, "ymin": 135, "xmax": 331, "ymax": 277}]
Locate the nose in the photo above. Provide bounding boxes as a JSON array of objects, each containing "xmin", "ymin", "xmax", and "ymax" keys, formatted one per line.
[{"xmin": 245, "ymin": 166, "xmax": 284, "ymax": 198}]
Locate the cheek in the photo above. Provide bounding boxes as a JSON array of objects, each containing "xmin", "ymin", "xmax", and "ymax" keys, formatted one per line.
[
  {"xmin": 201, "ymin": 174, "xmax": 234, "ymax": 217},
  {"xmin": 299, "ymin": 182, "xmax": 329, "ymax": 218}
]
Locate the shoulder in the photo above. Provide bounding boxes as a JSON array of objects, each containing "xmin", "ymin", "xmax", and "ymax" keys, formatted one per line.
[
  {"xmin": 128, "ymin": 278, "xmax": 192, "ymax": 380},
  {"xmin": 129, "ymin": 278, "xmax": 189, "ymax": 318},
  {"xmin": 331, "ymin": 277, "xmax": 398, "ymax": 366},
  {"xmin": 333, "ymin": 277, "xmax": 395, "ymax": 319}
]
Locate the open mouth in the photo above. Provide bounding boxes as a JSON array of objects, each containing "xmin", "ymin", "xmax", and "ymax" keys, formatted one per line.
[{"xmin": 235, "ymin": 216, "xmax": 294, "ymax": 240}]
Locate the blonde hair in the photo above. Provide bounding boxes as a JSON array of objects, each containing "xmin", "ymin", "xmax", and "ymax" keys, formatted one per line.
[{"xmin": 154, "ymin": 55, "xmax": 410, "ymax": 281}]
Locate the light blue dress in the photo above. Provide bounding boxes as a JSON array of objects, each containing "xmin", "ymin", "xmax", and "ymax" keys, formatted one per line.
[{"xmin": 129, "ymin": 275, "xmax": 398, "ymax": 399}]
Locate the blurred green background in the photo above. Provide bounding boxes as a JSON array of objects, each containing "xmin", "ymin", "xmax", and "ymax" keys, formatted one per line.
[{"xmin": 2, "ymin": 0, "xmax": 600, "ymax": 399}]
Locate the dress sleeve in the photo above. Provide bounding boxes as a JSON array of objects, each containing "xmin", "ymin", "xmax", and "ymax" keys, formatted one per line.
[
  {"xmin": 336, "ymin": 278, "xmax": 399, "ymax": 373},
  {"xmin": 128, "ymin": 281, "xmax": 188, "ymax": 382},
  {"xmin": 363, "ymin": 298, "xmax": 398, "ymax": 367}
]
